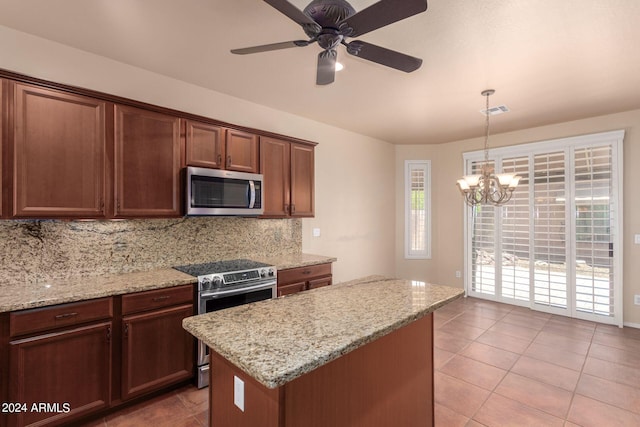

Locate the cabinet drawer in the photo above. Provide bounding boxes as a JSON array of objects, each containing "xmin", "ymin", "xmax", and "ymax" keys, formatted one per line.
[
  {"xmin": 308, "ymin": 276, "xmax": 332, "ymax": 290},
  {"xmin": 277, "ymin": 281, "xmax": 307, "ymax": 297},
  {"xmin": 122, "ymin": 284, "xmax": 193, "ymax": 315},
  {"xmin": 9, "ymin": 297, "xmax": 113, "ymax": 337},
  {"xmin": 278, "ymin": 263, "xmax": 332, "ymax": 285}
]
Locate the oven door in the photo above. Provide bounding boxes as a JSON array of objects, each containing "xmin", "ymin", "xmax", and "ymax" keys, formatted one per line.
[{"xmin": 196, "ymin": 281, "xmax": 276, "ymax": 388}]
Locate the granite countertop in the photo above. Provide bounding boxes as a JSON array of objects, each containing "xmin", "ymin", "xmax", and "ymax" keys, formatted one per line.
[
  {"xmin": 256, "ymin": 253, "xmax": 337, "ymax": 270},
  {"xmin": 0, "ymin": 268, "xmax": 196, "ymax": 313},
  {"xmin": 0, "ymin": 253, "xmax": 336, "ymax": 313},
  {"xmin": 182, "ymin": 276, "xmax": 464, "ymax": 389}
]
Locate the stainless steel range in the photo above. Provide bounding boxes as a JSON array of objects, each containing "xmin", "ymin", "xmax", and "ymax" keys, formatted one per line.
[{"xmin": 173, "ymin": 259, "xmax": 277, "ymax": 388}]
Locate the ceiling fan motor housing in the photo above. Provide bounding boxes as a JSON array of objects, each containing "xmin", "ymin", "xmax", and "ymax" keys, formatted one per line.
[{"xmin": 303, "ymin": 0, "xmax": 356, "ymax": 37}]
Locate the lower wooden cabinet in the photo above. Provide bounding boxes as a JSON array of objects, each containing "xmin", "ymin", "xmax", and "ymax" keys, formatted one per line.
[
  {"xmin": 8, "ymin": 322, "xmax": 112, "ymax": 427},
  {"xmin": 3, "ymin": 285, "xmax": 195, "ymax": 427},
  {"xmin": 277, "ymin": 263, "xmax": 332, "ymax": 297},
  {"xmin": 122, "ymin": 304, "xmax": 194, "ymax": 400}
]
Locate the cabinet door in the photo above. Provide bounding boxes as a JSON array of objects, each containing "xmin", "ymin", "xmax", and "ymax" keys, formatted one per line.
[
  {"xmin": 114, "ymin": 105, "xmax": 181, "ymax": 217},
  {"xmin": 1, "ymin": 80, "xmax": 5, "ymax": 218},
  {"xmin": 185, "ymin": 120, "xmax": 225, "ymax": 169},
  {"xmin": 260, "ymin": 137, "xmax": 291, "ymax": 217},
  {"xmin": 290, "ymin": 143, "xmax": 314, "ymax": 217},
  {"xmin": 226, "ymin": 129, "xmax": 258, "ymax": 173},
  {"xmin": 9, "ymin": 322, "xmax": 112, "ymax": 427},
  {"xmin": 121, "ymin": 304, "xmax": 194, "ymax": 400},
  {"xmin": 13, "ymin": 83, "xmax": 107, "ymax": 218}
]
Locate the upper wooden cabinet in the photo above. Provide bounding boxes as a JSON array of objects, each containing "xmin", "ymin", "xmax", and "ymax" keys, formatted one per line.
[
  {"xmin": 113, "ymin": 105, "xmax": 182, "ymax": 217},
  {"xmin": 0, "ymin": 80, "xmax": 4, "ymax": 218},
  {"xmin": 186, "ymin": 123, "xmax": 259, "ymax": 173},
  {"xmin": 12, "ymin": 83, "xmax": 107, "ymax": 218},
  {"xmin": 185, "ymin": 120, "xmax": 226, "ymax": 169},
  {"xmin": 260, "ymin": 137, "xmax": 291, "ymax": 217},
  {"xmin": 290, "ymin": 142, "xmax": 315, "ymax": 217},
  {"xmin": 260, "ymin": 137, "xmax": 315, "ymax": 218},
  {"xmin": 225, "ymin": 129, "xmax": 259, "ymax": 173}
]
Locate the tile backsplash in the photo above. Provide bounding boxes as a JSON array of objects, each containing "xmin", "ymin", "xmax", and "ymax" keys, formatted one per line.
[{"xmin": 0, "ymin": 217, "xmax": 301, "ymax": 285}]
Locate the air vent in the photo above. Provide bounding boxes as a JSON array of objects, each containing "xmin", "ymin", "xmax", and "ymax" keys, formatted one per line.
[{"xmin": 480, "ymin": 105, "xmax": 510, "ymax": 116}]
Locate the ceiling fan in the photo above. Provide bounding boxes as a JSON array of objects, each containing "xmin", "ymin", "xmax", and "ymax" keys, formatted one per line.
[{"xmin": 231, "ymin": 0, "xmax": 428, "ymax": 85}]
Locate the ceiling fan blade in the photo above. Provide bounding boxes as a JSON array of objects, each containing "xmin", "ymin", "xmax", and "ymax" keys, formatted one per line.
[
  {"xmin": 339, "ymin": 0, "xmax": 428, "ymax": 38},
  {"xmin": 231, "ymin": 40, "xmax": 311, "ymax": 55},
  {"xmin": 345, "ymin": 40, "xmax": 422, "ymax": 72},
  {"xmin": 264, "ymin": 0, "xmax": 317, "ymax": 26},
  {"xmin": 317, "ymin": 49, "xmax": 337, "ymax": 85}
]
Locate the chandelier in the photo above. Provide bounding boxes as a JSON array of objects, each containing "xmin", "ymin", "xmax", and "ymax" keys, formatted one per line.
[{"xmin": 456, "ymin": 89, "xmax": 521, "ymax": 206}]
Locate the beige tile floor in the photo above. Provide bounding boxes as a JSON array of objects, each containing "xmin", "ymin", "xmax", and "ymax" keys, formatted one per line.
[{"xmin": 84, "ymin": 296, "xmax": 640, "ymax": 426}]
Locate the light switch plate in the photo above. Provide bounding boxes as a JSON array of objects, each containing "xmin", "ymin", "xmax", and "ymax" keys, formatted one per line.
[
  {"xmin": 234, "ymin": 376, "xmax": 244, "ymax": 412},
  {"xmin": 635, "ymin": 234, "xmax": 640, "ymax": 245},
  {"xmin": 312, "ymin": 228, "xmax": 321, "ymax": 237}
]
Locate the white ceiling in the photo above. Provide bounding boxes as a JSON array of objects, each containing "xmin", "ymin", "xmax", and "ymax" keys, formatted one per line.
[{"xmin": 1, "ymin": 0, "xmax": 639, "ymax": 144}]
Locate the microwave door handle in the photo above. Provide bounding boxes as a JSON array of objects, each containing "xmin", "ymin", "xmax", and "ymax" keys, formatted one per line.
[{"xmin": 248, "ymin": 180, "xmax": 256, "ymax": 208}]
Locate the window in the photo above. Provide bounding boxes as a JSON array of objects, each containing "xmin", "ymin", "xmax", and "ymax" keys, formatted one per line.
[
  {"xmin": 405, "ymin": 160, "xmax": 431, "ymax": 259},
  {"xmin": 463, "ymin": 130, "xmax": 623, "ymax": 326}
]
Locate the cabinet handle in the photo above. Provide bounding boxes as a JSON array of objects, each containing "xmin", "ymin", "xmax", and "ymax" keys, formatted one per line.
[
  {"xmin": 124, "ymin": 323, "xmax": 129, "ymax": 337},
  {"xmin": 227, "ymin": 155, "xmax": 231, "ymax": 168},
  {"xmin": 217, "ymin": 154, "xmax": 223, "ymax": 165},
  {"xmin": 106, "ymin": 326, "xmax": 111, "ymax": 342},
  {"xmin": 152, "ymin": 295, "xmax": 171, "ymax": 302},
  {"xmin": 284, "ymin": 204, "xmax": 289, "ymax": 213},
  {"xmin": 54, "ymin": 312, "xmax": 78, "ymax": 320},
  {"xmin": 291, "ymin": 204, "xmax": 296, "ymax": 214},
  {"xmin": 302, "ymin": 270, "xmax": 312, "ymax": 275}
]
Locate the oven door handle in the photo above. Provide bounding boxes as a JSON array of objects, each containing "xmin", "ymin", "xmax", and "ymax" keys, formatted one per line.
[{"xmin": 200, "ymin": 281, "xmax": 276, "ymax": 299}]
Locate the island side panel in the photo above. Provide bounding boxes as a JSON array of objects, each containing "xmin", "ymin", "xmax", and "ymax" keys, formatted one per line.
[
  {"xmin": 210, "ymin": 351, "xmax": 282, "ymax": 427},
  {"xmin": 284, "ymin": 313, "xmax": 434, "ymax": 427},
  {"xmin": 208, "ymin": 313, "xmax": 434, "ymax": 427}
]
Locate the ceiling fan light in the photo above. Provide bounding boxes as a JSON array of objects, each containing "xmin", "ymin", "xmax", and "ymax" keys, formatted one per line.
[{"xmin": 335, "ymin": 61, "xmax": 344, "ymax": 71}]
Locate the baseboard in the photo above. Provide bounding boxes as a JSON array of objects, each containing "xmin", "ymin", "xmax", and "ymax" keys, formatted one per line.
[{"xmin": 623, "ymin": 322, "xmax": 640, "ymax": 329}]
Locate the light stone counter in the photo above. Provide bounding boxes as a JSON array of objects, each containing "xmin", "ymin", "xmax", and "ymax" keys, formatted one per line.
[
  {"xmin": 0, "ymin": 253, "xmax": 336, "ymax": 313},
  {"xmin": 0, "ymin": 268, "xmax": 196, "ymax": 313},
  {"xmin": 256, "ymin": 253, "xmax": 337, "ymax": 270},
  {"xmin": 182, "ymin": 276, "xmax": 464, "ymax": 389}
]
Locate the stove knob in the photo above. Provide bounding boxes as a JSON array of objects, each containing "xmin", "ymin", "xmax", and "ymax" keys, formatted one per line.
[
  {"xmin": 260, "ymin": 269, "xmax": 267, "ymax": 278},
  {"xmin": 201, "ymin": 277, "xmax": 212, "ymax": 291},
  {"xmin": 268, "ymin": 268, "xmax": 275, "ymax": 277},
  {"xmin": 212, "ymin": 276, "xmax": 223, "ymax": 287}
]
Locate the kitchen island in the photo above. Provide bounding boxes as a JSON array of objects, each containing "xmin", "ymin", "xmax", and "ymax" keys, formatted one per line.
[{"xmin": 182, "ymin": 276, "xmax": 464, "ymax": 427}]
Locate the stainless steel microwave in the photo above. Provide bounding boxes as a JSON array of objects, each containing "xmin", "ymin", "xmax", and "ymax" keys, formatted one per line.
[{"xmin": 185, "ymin": 167, "xmax": 263, "ymax": 216}]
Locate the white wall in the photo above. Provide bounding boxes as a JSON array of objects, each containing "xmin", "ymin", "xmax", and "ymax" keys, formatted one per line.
[{"xmin": 0, "ymin": 25, "xmax": 396, "ymax": 283}]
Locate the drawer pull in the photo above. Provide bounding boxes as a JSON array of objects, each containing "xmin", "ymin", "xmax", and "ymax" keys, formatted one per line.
[
  {"xmin": 54, "ymin": 312, "xmax": 78, "ymax": 320},
  {"xmin": 302, "ymin": 270, "xmax": 312, "ymax": 275},
  {"xmin": 152, "ymin": 295, "xmax": 171, "ymax": 302}
]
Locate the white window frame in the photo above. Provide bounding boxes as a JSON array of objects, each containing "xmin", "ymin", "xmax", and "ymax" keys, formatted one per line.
[
  {"xmin": 404, "ymin": 160, "xmax": 432, "ymax": 259},
  {"xmin": 462, "ymin": 130, "xmax": 624, "ymax": 326}
]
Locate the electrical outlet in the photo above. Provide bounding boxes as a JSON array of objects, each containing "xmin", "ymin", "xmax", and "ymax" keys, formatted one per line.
[
  {"xmin": 312, "ymin": 228, "xmax": 321, "ymax": 237},
  {"xmin": 635, "ymin": 234, "xmax": 640, "ymax": 245},
  {"xmin": 234, "ymin": 376, "xmax": 244, "ymax": 412},
  {"xmin": 455, "ymin": 271, "xmax": 461, "ymax": 278},
  {"xmin": 635, "ymin": 295, "xmax": 640, "ymax": 306}
]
